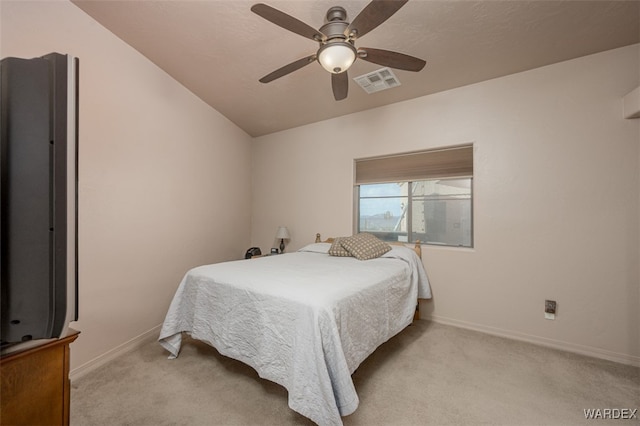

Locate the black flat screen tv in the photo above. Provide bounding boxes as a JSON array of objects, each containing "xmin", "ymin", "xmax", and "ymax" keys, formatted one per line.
[{"xmin": 0, "ymin": 53, "xmax": 79, "ymax": 349}]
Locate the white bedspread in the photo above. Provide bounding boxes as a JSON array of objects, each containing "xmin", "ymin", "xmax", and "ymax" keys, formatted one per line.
[{"xmin": 158, "ymin": 243, "xmax": 430, "ymax": 425}]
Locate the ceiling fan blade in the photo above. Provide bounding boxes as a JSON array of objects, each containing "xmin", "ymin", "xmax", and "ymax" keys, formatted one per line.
[
  {"xmin": 251, "ymin": 3, "xmax": 325, "ymax": 42},
  {"xmin": 332, "ymin": 72, "xmax": 349, "ymax": 101},
  {"xmin": 358, "ymin": 47, "xmax": 426, "ymax": 72},
  {"xmin": 259, "ymin": 55, "xmax": 317, "ymax": 83},
  {"xmin": 346, "ymin": 0, "xmax": 408, "ymax": 39}
]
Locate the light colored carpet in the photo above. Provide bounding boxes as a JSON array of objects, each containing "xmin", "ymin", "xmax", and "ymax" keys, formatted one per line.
[{"xmin": 70, "ymin": 321, "xmax": 639, "ymax": 425}]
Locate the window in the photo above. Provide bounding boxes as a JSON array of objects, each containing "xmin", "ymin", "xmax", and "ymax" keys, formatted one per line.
[{"xmin": 355, "ymin": 146, "xmax": 473, "ymax": 248}]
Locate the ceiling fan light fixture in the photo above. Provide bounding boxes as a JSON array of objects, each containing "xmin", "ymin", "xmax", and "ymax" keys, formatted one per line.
[
  {"xmin": 317, "ymin": 41, "xmax": 357, "ymax": 74},
  {"xmin": 253, "ymin": 1, "xmax": 425, "ymax": 101}
]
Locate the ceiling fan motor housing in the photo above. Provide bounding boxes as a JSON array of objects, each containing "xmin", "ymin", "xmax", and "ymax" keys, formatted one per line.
[
  {"xmin": 319, "ymin": 20, "xmax": 349, "ymax": 41},
  {"xmin": 317, "ymin": 6, "xmax": 356, "ymax": 74}
]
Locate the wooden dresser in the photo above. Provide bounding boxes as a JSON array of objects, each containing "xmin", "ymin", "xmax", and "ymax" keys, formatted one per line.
[{"xmin": 1, "ymin": 330, "xmax": 79, "ymax": 426}]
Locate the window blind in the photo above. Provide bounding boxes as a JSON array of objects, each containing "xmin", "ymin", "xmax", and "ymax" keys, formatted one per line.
[{"xmin": 355, "ymin": 145, "xmax": 473, "ymax": 185}]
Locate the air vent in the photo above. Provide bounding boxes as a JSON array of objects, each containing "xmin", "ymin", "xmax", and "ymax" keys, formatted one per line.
[{"xmin": 353, "ymin": 67, "xmax": 401, "ymax": 94}]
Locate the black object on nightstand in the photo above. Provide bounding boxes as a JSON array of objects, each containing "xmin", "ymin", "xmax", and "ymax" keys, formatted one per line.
[{"xmin": 245, "ymin": 247, "xmax": 262, "ymax": 259}]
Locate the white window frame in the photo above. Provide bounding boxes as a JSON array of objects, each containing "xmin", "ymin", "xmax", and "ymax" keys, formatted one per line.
[{"xmin": 353, "ymin": 145, "xmax": 474, "ymax": 248}]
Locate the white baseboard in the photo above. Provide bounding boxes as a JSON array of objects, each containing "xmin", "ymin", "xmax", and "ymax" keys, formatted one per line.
[
  {"xmin": 69, "ymin": 324, "xmax": 162, "ymax": 382},
  {"xmin": 424, "ymin": 314, "xmax": 640, "ymax": 368}
]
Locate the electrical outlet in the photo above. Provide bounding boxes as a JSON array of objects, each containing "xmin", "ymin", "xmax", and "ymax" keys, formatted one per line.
[
  {"xmin": 545, "ymin": 300, "xmax": 557, "ymax": 320},
  {"xmin": 545, "ymin": 300, "xmax": 557, "ymax": 313}
]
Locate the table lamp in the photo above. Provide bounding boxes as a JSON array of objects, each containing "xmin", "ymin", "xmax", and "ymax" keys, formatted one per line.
[{"xmin": 275, "ymin": 226, "xmax": 290, "ymax": 253}]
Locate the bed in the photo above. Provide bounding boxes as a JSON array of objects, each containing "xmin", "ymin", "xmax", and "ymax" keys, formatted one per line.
[{"xmin": 158, "ymin": 234, "xmax": 431, "ymax": 425}]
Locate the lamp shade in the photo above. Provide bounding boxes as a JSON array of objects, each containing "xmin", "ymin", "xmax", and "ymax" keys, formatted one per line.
[
  {"xmin": 275, "ymin": 226, "xmax": 290, "ymax": 240},
  {"xmin": 317, "ymin": 42, "xmax": 356, "ymax": 74}
]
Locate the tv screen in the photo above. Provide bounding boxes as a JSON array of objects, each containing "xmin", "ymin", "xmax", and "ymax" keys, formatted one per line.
[{"xmin": 1, "ymin": 53, "xmax": 78, "ymax": 347}]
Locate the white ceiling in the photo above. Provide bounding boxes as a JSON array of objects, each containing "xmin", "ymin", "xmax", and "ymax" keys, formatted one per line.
[{"xmin": 71, "ymin": 0, "xmax": 639, "ymax": 137}]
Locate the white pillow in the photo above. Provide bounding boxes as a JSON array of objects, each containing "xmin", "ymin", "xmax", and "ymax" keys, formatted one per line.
[{"xmin": 297, "ymin": 242, "xmax": 330, "ymax": 254}]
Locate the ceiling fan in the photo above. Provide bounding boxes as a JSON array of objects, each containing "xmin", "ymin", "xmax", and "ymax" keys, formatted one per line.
[{"xmin": 251, "ymin": 0, "xmax": 426, "ymax": 101}]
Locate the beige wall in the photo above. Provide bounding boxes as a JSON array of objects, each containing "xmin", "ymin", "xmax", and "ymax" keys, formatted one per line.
[
  {"xmin": 252, "ymin": 45, "xmax": 640, "ymax": 365},
  {"xmin": 1, "ymin": 1, "xmax": 252, "ymax": 370},
  {"xmin": 2, "ymin": 0, "xmax": 638, "ymax": 372}
]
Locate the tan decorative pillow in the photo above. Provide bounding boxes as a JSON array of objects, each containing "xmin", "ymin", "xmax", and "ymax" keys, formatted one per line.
[
  {"xmin": 328, "ymin": 237, "xmax": 352, "ymax": 257},
  {"xmin": 339, "ymin": 233, "xmax": 391, "ymax": 261}
]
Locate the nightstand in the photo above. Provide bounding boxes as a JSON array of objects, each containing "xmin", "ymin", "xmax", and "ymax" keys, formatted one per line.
[{"xmin": 1, "ymin": 329, "xmax": 80, "ymax": 425}]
